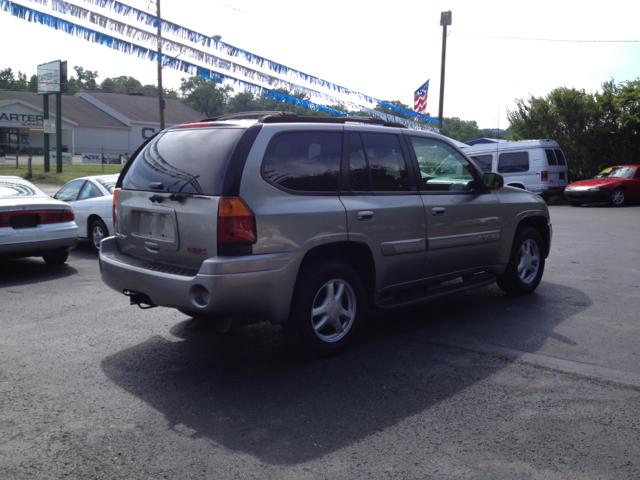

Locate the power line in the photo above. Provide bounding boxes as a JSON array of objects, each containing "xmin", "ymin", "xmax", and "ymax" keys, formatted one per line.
[{"xmin": 453, "ymin": 33, "xmax": 640, "ymax": 43}]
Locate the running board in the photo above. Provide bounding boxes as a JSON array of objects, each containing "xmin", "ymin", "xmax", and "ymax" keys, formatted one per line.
[{"xmin": 375, "ymin": 273, "xmax": 497, "ymax": 310}]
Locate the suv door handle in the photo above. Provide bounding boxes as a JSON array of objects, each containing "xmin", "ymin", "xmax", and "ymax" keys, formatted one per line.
[
  {"xmin": 357, "ymin": 211, "xmax": 374, "ymax": 221},
  {"xmin": 431, "ymin": 207, "xmax": 446, "ymax": 216}
]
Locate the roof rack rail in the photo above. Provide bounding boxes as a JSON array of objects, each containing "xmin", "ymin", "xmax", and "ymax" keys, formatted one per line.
[
  {"xmin": 201, "ymin": 111, "xmax": 297, "ymax": 122},
  {"xmin": 200, "ymin": 111, "xmax": 407, "ymax": 129},
  {"xmin": 260, "ymin": 115, "xmax": 407, "ymax": 128}
]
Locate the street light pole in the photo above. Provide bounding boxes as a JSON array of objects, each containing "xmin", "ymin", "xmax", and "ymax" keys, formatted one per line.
[
  {"xmin": 438, "ymin": 10, "xmax": 452, "ymax": 126},
  {"xmin": 156, "ymin": 0, "xmax": 165, "ymax": 131}
]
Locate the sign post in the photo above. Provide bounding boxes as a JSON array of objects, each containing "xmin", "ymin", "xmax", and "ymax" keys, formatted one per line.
[
  {"xmin": 37, "ymin": 60, "xmax": 67, "ymax": 173},
  {"xmin": 43, "ymin": 94, "xmax": 50, "ymax": 172}
]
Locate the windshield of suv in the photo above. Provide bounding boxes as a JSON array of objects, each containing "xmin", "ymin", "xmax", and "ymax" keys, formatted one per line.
[
  {"xmin": 122, "ymin": 128, "xmax": 246, "ymax": 195},
  {"xmin": 595, "ymin": 167, "xmax": 636, "ymax": 179}
]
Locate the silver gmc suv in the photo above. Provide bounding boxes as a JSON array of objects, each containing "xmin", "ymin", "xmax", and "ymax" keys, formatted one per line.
[{"xmin": 99, "ymin": 112, "xmax": 552, "ymax": 357}]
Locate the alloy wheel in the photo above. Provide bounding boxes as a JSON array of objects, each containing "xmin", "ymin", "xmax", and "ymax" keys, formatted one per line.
[{"xmin": 310, "ymin": 279, "xmax": 356, "ymax": 343}]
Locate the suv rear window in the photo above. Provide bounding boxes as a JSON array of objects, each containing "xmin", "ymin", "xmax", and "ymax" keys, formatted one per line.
[
  {"xmin": 262, "ymin": 131, "xmax": 342, "ymax": 192},
  {"xmin": 555, "ymin": 149, "xmax": 567, "ymax": 166},
  {"xmin": 498, "ymin": 151, "xmax": 529, "ymax": 173},
  {"xmin": 122, "ymin": 128, "xmax": 246, "ymax": 195}
]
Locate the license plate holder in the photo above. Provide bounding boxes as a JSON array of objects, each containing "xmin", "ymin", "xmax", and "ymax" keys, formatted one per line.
[{"xmin": 135, "ymin": 211, "xmax": 176, "ymax": 241}]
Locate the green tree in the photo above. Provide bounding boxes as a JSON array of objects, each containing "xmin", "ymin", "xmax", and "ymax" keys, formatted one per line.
[
  {"xmin": 441, "ymin": 117, "xmax": 482, "ymax": 142},
  {"xmin": 615, "ymin": 79, "xmax": 640, "ymax": 155},
  {"xmin": 66, "ymin": 66, "xmax": 99, "ymax": 94},
  {"xmin": 507, "ymin": 82, "xmax": 640, "ymax": 180},
  {"xmin": 28, "ymin": 74, "xmax": 38, "ymax": 92},
  {"xmin": 0, "ymin": 68, "xmax": 31, "ymax": 90},
  {"xmin": 101, "ymin": 76, "xmax": 143, "ymax": 94},
  {"xmin": 179, "ymin": 77, "xmax": 233, "ymax": 117},
  {"xmin": 226, "ymin": 91, "xmax": 261, "ymax": 113}
]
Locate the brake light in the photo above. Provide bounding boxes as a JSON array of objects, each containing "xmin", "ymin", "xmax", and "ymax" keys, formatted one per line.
[
  {"xmin": 0, "ymin": 209, "xmax": 75, "ymax": 228},
  {"xmin": 112, "ymin": 188, "xmax": 120, "ymax": 228},
  {"xmin": 217, "ymin": 197, "xmax": 256, "ymax": 245},
  {"xmin": 541, "ymin": 170, "xmax": 548, "ymax": 181},
  {"xmin": 60, "ymin": 209, "xmax": 75, "ymax": 222}
]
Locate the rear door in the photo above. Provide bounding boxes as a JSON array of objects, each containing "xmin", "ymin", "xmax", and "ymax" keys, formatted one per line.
[
  {"xmin": 553, "ymin": 148, "xmax": 569, "ymax": 188},
  {"xmin": 340, "ymin": 127, "xmax": 426, "ymax": 290},
  {"xmin": 544, "ymin": 148, "xmax": 564, "ymax": 190}
]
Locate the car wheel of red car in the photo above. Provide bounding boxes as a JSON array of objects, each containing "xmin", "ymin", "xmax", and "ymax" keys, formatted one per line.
[{"xmin": 609, "ymin": 187, "xmax": 626, "ymax": 206}]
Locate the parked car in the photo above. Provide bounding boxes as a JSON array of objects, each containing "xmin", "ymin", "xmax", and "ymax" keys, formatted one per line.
[
  {"xmin": 54, "ymin": 175, "xmax": 118, "ymax": 251},
  {"xmin": 464, "ymin": 139, "xmax": 569, "ymax": 201},
  {"xmin": 99, "ymin": 112, "xmax": 552, "ymax": 357},
  {"xmin": 564, "ymin": 165, "xmax": 640, "ymax": 206},
  {"xmin": 0, "ymin": 176, "xmax": 77, "ymax": 265}
]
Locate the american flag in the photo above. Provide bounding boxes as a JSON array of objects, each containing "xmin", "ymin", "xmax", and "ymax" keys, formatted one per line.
[{"xmin": 414, "ymin": 80, "xmax": 430, "ymax": 114}]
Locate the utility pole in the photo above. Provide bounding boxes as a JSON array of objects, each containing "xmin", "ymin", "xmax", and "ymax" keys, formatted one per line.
[
  {"xmin": 438, "ymin": 10, "xmax": 452, "ymax": 126},
  {"xmin": 156, "ymin": 0, "xmax": 165, "ymax": 131}
]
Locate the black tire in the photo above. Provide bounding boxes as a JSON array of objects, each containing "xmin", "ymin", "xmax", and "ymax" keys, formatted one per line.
[
  {"xmin": 283, "ymin": 260, "xmax": 366, "ymax": 358},
  {"xmin": 496, "ymin": 227, "xmax": 545, "ymax": 295},
  {"xmin": 609, "ymin": 187, "xmax": 626, "ymax": 207},
  {"xmin": 90, "ymin": 218, "xmax": 108, "ymax": 252},
  {"xmin": 42, "ymin": 249, "xmax": 69, "ymax": 266}
]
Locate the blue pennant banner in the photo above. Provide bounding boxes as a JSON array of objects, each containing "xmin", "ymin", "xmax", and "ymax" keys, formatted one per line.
[
  {"xmin": 2, "ymin": 0, "xmax": 440, "ymax": 131},
  {"xmin": 73, "ymin": 0, "xmax": 440, "ymax": 126}
]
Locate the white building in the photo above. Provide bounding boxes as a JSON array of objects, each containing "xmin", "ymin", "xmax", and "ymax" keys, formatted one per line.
[{"xmin": 0, "ymin": 91, "xmax": 203, "ymax": 158}]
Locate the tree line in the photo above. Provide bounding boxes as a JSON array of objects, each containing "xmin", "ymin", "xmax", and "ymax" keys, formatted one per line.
[{"xmin": 508, "ymin": 80, "xmax": 640, "ymax": 180}]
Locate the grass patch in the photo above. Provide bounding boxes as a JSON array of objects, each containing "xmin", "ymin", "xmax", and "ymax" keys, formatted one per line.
[{"xmin": 0, "ymin": 164, "xmax": 124, "ymax": 185}]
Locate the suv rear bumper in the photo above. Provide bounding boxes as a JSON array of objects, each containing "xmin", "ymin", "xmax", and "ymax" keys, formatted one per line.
[{"xmin": 99, "ymin": 236, "xmax": 305, "ymax": 323}]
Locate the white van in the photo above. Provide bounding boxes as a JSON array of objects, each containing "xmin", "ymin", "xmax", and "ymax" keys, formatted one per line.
[{"xmin": 464, "ymin": 139, "xmax": 569, "ymax": 200}]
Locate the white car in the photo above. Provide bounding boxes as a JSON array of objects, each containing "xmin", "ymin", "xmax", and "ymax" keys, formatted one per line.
[
  {"xmin": 0, "ymin": 176, "xmax": 78, "ymax": 265},
  {"xmin": 54, "ymin": 174, "xmax": 118, "ymax": 252}
]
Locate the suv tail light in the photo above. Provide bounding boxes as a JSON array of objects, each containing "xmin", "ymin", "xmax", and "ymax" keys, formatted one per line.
[
  {"xmin": 112, "ymin": 188, "xmax": 120, "ymax": 228},
  {"xmin": 541, "ymin": 170, "xmax": 548, "ymax": 181},
  {"xmin": 217, "ymin": 197, "xmax": 256, "ymax": 245}
]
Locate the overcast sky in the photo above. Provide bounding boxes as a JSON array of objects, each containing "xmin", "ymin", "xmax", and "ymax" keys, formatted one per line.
[{"xmin": 1, "ymin": 0, "xmax": 639, "ymax": 129}]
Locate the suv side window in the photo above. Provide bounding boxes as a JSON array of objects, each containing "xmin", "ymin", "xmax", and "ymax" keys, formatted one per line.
[
  {"xmin": 470, "ymin": 154, "xmax": 493, "ymax": 173},
  {"xmin": 498, "ymin": 151, "xmax": 529, "ymax": 173},
  {"xmin": 262, "ymin": 131, "xmax": 342, "ymax": 193},
  {"xmin": 409, "ymin": 136, "xmax": 476, "ymax": 192},
  {"xmin": 348, "ymin": 133, "xmax": 409, "ymax": 192}
]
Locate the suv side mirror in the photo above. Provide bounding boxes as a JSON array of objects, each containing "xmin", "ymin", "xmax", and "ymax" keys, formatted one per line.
[{"xmin": 483, "ymin": 172, "xmax": 504, "ymax": 190}]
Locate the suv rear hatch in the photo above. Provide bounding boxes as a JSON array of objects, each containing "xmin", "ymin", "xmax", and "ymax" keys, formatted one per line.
[{"xmin": 115, "ymin": 125, "xmax": 254, "ymax": 271}]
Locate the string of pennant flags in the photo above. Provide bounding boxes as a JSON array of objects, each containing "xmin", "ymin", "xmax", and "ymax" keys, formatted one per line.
[
  {"xmin": 46, "ymin": 0, "xmax": 386, "ymax": 115},
  {"xmin": 76, "ymin": 0, "xmax": 440, "ymax": 125},
  {"xmin": 2, "ymin": 0, "xmax": 441, "ymax": 130}
]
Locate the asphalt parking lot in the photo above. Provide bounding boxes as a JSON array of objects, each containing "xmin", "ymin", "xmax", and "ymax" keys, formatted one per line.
[{"xmin": 1, "ymin": 202, "xmax": 639, "ymax": 479}]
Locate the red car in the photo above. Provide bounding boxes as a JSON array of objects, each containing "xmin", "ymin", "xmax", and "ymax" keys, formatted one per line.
[{"xmin": 564, "ymin": 165, "xmax": 640, "ymax": 206}]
